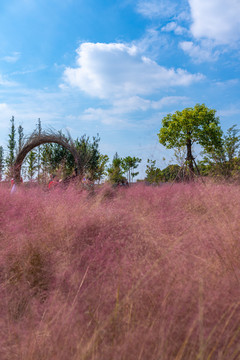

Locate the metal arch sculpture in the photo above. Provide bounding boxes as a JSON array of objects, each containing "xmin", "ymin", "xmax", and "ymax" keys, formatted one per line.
[{"xmin": 13, "ymin": 131, "xmax": 81, "ymax": 184}]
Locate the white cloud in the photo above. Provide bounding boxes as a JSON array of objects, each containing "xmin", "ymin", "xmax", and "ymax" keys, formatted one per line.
[
  {"xmin": 151, "ymin": 96, "xmax": 189, "ymax": 109},
  {"xmin": 161, "ymin": 22, "xmax": 188, "ymax": 35},
  {"xmin": 81, "ymin": 97, "xmax": 149, "ymax": 126},
  {"xmin": 136, "ymin": 0, "xmax": 177, "ymax": 18},
  {"xmin": 113, "ymin": 95, "xmax": 189, "ymax": 113},
  {"xmin": 114, "ymin": 95, "xmax": 189, "ymax": 112},
  {"xmin": 1, "ymin": 52, "xmax": 21, "ymax": 63},
  {"xmin": 11, "ymin": 65, "xmax": 46, "ymax": 76},
  {"xmin": 81, "ymin": 96, "xmax": 190, "ymax": 125},
  {"xmin": 188, "ymin": 0, "xmax": 240, "ymax": 44},
  {"xmin": 63, "ymin": 42, "xmax": 204, "ymax": 99},
  {"xmin": 180, "ymin": 40, "xmax": 220, "ymax": 63},
  {"xmin": 113, "ymin": 96, "xmax": 151, "ymax": 112},
  {"xmin": 133, "ymin": 28, "xmax": 169, "ymax": 57},
  {"xmin": 214, "ymin": 79, "xmax": 239, "ymax": 87},
  {"xmin": 82, "ymin": 106, "xmax": 129, "ymax": 126},
  {"xmin": 174, "ymin": 10, "xmax": 191, "ymax": 22},
  {"xmin": 0, "ymin": 74, "xmax": 17, "ymax": 86}
]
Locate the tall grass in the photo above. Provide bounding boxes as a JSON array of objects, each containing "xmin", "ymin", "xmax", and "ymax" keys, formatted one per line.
[{"xmin": 0, "ymin": 182, "xmax": 240, "ymax": 359}]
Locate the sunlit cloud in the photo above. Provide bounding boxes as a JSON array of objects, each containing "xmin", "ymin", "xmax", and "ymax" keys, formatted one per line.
[
  {"xmin": 179, "ymin": 40, "xmax": 221, "ymax": 63},
  {"xmin": 188, "ymin": 0, "xmax": 240, "ymax": 45},
  {"xmin": 63, "ymin": 42, "xmax": 204, "ymax": 99}
]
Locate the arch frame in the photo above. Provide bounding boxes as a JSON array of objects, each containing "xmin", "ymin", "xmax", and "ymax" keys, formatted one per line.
[{"xmin": 13, "ymin": 131, "xmax": 82, "ymax": 184}]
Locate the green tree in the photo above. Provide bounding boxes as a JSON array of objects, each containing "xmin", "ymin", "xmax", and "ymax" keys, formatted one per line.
[
  {"xmin": 158, "ymin": 104, "xmax": 223, "ymax": 179},
  {"xmin": 26, "ymin": 150, "xmax": 37, "ymax": 180},
  {"xmin": 161, "ymin": 164, "xmax": 182, "ymax": 182},
  {"xmin": 38, "ymin": 134, "xmax": 102, "ymax": 181},
  {"xmin": 0, "ymin": 146, "xmax": 4, "ymax": 181},
  {"xmin": 107, "ymin": 153, "xmax": 126, "ymax": 185},
  {"xmin": 60, "ymin": 134, "xmax": 101, "ymax": 180},
  {"xmin": 145, "ymin": 159, "xmax": 162, "ymax": 184},
  {"xmin": 17, "ymin": 124, "xmax": 24, "ymax": 152},
  {"xmin": 122, "ymin": 156, "xmax": 142, "ymax": 183},
  {"xmin": 40, "ymin": 144, "xmax": 54, "ymax": 183},
  {"xmin": 223, "ymin": 125, "xmax": 240, "ymax": 162},
  {"xmin": 5, "ymin": 116, "xmax": 16, "ymax": 179},
  {"xmin": 94, "ymin": 154, "xmax": 109, "ymax": 183},
  {"xmin": 75, "ymin": 134, "xmax": 101, "ymax": 180},
  {"xmin": 202, "ymin": 125, "xmax": 240, "ymax": 178},
  {"xmin": 49, "ymin": 142, "xmax": 69, "ymax": 175},
  {"xmin": 223, "ymin": 125, "xmax": 240, "ymax": 178}
]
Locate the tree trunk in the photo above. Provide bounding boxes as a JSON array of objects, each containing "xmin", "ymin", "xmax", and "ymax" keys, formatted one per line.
[{"xmin": 186, "ymin": 138, "xmax": 194, "ymax": 180}]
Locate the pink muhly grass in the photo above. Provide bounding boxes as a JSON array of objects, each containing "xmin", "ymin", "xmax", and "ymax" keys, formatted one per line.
[{"xmin": 0, "ymin": 182, "xmax": 240, "ymax": 359}]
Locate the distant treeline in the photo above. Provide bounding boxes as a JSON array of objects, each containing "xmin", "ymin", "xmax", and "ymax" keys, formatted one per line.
[{"xmin": 0, "ymin": 104, "xmax": 240, "ymax": 185}]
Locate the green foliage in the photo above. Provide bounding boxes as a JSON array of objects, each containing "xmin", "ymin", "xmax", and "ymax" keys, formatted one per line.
[
  {"xmin": 158, "ymin": 104, "xmax": 223, "ymax": 176},
  {"xmin": 145, "ymin": 159, "xmax": 162, "ymax": 184},
  {"xmin": 161, "ymin": 164, "xmax": 181, "ymax": 182},
  {"xmin": 94, "ymin": 154, "xmax": 109, "ymax": 183},
  {"xmin": 158, "ymin": 104, "xmax": 223, "ymax": 150},
  {"xmin": 145, "ymin": 159, "xmax": 191, "ymax": 183},
  {"xmin": 39, "ymin": 134, "xmax": 102, "ymax": 181},
  {"xmin": 26, "ymin": 150, "xmax": 37, "ymax": 180},
  {"xmin": 107, "ymin": 153, "xmax": 126, "ymax": 185},
  {"xmin": 74, "ymin": 134, "xmax": 101, "ymax": 180},
  {"xmin": 223, "ymin": 125, "xmax": 240, "ymax": 162},
  {"xmin": 38, "ymin": 141, "xmax": 72, "ymax": 181},
  {"xmin": 49, "ymin": 142, "xmax": 71, "ymax": 175},
  {"xmin": 5, "ymin": 116, "xmax": 16, "ymax": 178},
  {"xmin": 40, "ymin": 144, "xmax": 54, "ymax": 179},
  {"xmin": 122, "ymin": 156, "xmax": 142, "ymax": 183},
  {"xmin": 201, "ymin": 125, "xmax": 240, "ymax": 179},
  {"xmin": 107, "ymin": 154, "xmax": 141, "ymax": 185}
]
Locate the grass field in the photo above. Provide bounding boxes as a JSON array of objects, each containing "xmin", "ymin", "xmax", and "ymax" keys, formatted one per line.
[{"xmin": 0, "ymin": 182, "xmax": 240, "ymax": 359}]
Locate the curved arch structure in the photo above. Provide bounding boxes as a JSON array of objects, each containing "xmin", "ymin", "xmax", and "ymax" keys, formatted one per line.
[{"xmin": 13, "ymin": 131, "xmax": 81, "ymax": 184}]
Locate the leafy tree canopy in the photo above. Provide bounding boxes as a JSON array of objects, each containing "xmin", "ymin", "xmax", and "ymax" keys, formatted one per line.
[
  {"xmin": 122, "ymin": 156, "xmax": 141, "ymax": 183},
  {"xmin": 158, "ymin": 104, "xmax": 223, "ymax": 151},
  {"xmin": 158, "ymin": 104, "xmax": 223, "ymax": 176},
  {"xmin": 145, "ymin": 159, "xmax": 162, "ymax": 184},
  {"xmin": 107, "ymin": 153, "xmax": 126, "ymax": 185},
  {"xmin": 201, "ymin": 125, "xmax": 240, "ymax": 178}
]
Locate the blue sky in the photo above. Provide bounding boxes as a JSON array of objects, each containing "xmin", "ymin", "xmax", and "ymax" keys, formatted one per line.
[{"xmin": 0, "ymin": 0, "xmax": 240, "ymax": 177}]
